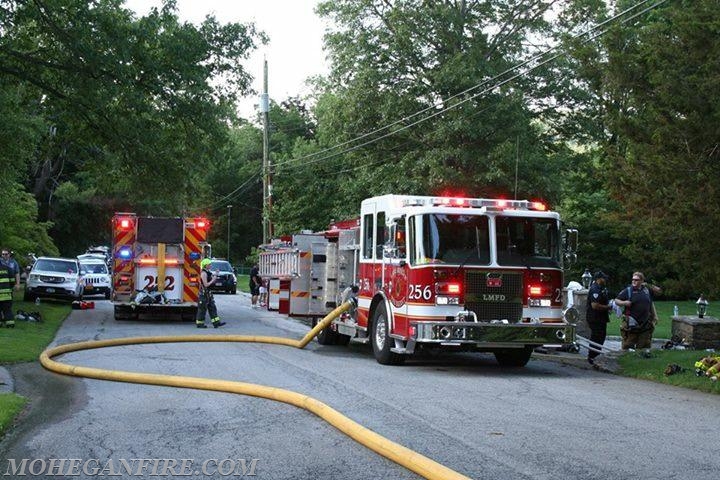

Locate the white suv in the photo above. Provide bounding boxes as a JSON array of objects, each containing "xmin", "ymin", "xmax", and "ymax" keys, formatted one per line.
[
  {"xmin": 24, "ymin": 257, "xmax": 83, "ymax": 302},
  {"xmin": 78, "ymin": 257, "xmax": 112, "ymax": 299}
]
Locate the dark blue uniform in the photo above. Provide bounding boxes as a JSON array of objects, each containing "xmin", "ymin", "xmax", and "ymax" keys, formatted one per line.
[{"xmin": 586, "ymin": 281, "xmax": 610, "ymax": 362}]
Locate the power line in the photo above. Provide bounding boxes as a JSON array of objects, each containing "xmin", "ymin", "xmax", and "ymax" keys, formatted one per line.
[
  {"xmin": 205, "ymin": 0, "xmax": 669, "ymax": 211},
  {"xmin": 272, "ymin": 0, "xmax": 663, "ymax": 171}
]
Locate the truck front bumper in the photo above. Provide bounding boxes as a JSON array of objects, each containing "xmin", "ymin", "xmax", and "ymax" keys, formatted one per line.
[{"xmin": 404, "ymin": 321, "xmax": 575, "ymax": 354}]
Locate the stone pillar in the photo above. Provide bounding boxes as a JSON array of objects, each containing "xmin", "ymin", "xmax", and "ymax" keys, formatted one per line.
[
  {"xmin": 571, "ymin": 289, "xmax": 590, "ymax": 338},
  {"xmin": 562, "ymin": 286, "xmax": 589, "ymax": 337},
  {"xmin": 671, "ymin": 315, "xmax": 720, "ymax": 349}
]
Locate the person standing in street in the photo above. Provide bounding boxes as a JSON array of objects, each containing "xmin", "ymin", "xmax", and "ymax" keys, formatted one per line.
[
  {"xmin": 250, "ymin": 263, "xmax": 261, "ymax": 308},
  {"xmin": 586, "ymin": 271, "xmax": 611, "ymax": 365},
  {"xmin": 614, "ymin": 271, "xmax": 659, "ymax": 350},
  {"xmin": 196, "ymin": 258, "xmax": 226, "ymax": 329},
  {"xmin": 0, "ymin": 248, "xmax": 21, "ymax": 328}
]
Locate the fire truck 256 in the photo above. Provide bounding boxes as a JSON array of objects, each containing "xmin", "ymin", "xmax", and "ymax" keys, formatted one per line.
[{"xmin": 259, "ymin": 194, "xmax": 579, "ymax": 367}]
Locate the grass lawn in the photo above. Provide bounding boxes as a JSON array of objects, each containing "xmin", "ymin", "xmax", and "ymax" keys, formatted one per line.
[
  {"xmin": 0, "ymin": 288, "xmax": 71, "ymax": 436},
  {"xmin": 0, "ymin": 290, "xmax": 72, "ymax": 363},
  {"xmin": 0, "ymin": 393, "xmax": 26, "ymax": 437},
  {"xmin": 236, "ymin": 274, "xmax": 250, "ymax": 293},
  {"xmin": 617, "ymin": 349, "xmax": 720, "ymax": 394}
]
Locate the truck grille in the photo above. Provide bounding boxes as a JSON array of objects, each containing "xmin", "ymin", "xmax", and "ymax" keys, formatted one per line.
[{"xmin": 464, "ymin": 270, "xmax": 523, "ymax": 323}]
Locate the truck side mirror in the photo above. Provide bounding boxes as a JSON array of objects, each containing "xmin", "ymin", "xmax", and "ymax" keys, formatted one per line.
[{"xmin": 564, "ymin": 229, "xmax": 578, "ymax": 254}]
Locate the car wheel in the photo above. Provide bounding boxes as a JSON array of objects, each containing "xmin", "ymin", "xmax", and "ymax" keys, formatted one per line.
[
  {"xmin": 23, "ymin": 291, "xmax": 35, "ymax": 302},
  {"xmin": 370, "ymin": 302, "xmax": 405, "ymax": 365},
  {"xmin": 104, "ymin": 290, "xmax": 111, "ymax": 300}
]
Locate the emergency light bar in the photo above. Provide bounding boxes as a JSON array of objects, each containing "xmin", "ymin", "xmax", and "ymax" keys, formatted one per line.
[
  {"xmin": 117, "ymin": 247, "xmax": 132, "ymax": 259},
  {"xmin": 401, "ymin": 196, "xmax": 547, "ymax": 211}
]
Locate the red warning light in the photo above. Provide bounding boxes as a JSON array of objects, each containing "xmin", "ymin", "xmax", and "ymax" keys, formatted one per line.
[
  {"xmin": 118, "ymin": 218, "xmax": 133, "ymax": 230},
  {"xmin": 195, "ymin": 218, "xmax": 209, "ymax": 229},
  {"xmin": 531, "ymin": 201, "xmax": 547, "ymax": 211}
]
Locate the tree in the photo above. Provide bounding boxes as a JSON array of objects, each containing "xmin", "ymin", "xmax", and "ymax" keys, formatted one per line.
[
  {"xmin": 557, "ymin": 0, "xmax": 720, "ymax": 296},
  {"xmin": 0, "ymin": 0, "xmax": 264, "ymax": 254},
  {"xmin": 280, "ymin": 0, "xmax": 572, "ymax": 231}
]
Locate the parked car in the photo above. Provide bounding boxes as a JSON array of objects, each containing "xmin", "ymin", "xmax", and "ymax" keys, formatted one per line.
[
  {"xmin": 206, "ymin": 259, "xmax": 237, "ymax": 294},
  {"xmin": 84, "ymin": 246, "xmax": 112, "ymax": 269},
  {"xmin": 24, "ymin": 257, "xmax": 83, "ymax": 302},
  {"xmin": 78, "ymin": 257, "xmax": 112, "ymax": 299}
]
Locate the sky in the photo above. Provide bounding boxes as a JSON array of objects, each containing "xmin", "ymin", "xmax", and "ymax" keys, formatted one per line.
[{"xmin": 123, "ymin": 0, "xmax": 330, "ymax": 119}]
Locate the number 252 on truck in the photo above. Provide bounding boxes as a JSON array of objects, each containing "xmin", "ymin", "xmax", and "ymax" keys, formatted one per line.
[{"xmin": 111, "ymin": 213, "xmax": 211, "ymax": 321}]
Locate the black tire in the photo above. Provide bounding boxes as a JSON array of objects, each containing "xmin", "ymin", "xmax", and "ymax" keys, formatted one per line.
[
  {"xmin": 232, "ymin": 286, "xmax": 237, "ymax": 295},
  {"xmin": 23, "ymin": 291, "xmax": 36, "ymax": 302},
  {"xmin": 494, "ymin": 347, "xmax": 533, "ymax": 367},
  {"xmin": 335, "ymin": 333, "xmax": 352, "ymax": 346},
  {"xmin": 314, "ymin": 318, "xmax": 337, "ymax": 345},
  {"xmin": 104, "ymin": 290, "xmax": 111, "ymax": 300},
  {"xmin": 370, "ymin": 302, "xmax": 405, "ymax": 365}
]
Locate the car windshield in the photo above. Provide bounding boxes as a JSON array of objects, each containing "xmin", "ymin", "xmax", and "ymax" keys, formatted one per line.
[
  {"xmin": 495, "ymin": 216, "xmax": 561, "ymax": 268},
  {"xmin": 80, "ymin": 263, "xmax": 108, "ymax": 274},
  {"xmin": 35, "ymin": 259, "xmax": 78, "ymax": 274},
  {"xmin": 210, "ymin": 261, "xmax": 233, "ymax": 272},
  {"xmin": 413, "ymin": 214, "xmax": 490, "ymax": 265}
]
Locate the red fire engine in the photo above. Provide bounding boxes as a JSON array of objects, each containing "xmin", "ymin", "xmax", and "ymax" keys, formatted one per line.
[
  {"xmin": 260, "ymin": 194, "xmax": 578, "ymax": 366},
  {"xmin": 111, "ymin": 213, "xmax": 211, "ymax": 321}
]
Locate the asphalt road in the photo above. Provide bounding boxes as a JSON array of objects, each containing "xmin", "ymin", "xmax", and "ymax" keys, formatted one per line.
[{"xmin": 1, "ymin": 294, "xmax": 719, "ymax": 480}]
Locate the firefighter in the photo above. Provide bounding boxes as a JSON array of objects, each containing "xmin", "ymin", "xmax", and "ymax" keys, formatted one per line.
[
  {"xmin": 586, "ymin": 271, "xmax": 611, "ymax": 365},
  {"xmin": 0, "ymin": 248, "xmax": 21, "ymax": 328},
  {"xmin": 196, "ymin": 258, "xmax": 226, "ymax": 329}
]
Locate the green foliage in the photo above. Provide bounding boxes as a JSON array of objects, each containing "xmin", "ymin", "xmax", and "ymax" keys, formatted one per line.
[
  {"xmin": 272, "ymin": 0, "xmax": 570, "ymax": 232},
  {"xmin": 0, "ymin": 181, "xmax": 58, "ymax": 260},
  {"xmin": 560, "ymin": 0, "xmax": 720, "ymax": 297},
  {"xmin": 0, "ymin": 0, "xmax": 264, "ymax": 254}
]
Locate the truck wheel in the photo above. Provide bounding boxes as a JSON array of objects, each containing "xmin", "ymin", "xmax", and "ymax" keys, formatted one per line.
[
  {"xmin": 335, "ymin": 333, "xmax": 351, "ymax": 346},
  {"xmin": 314, "ymin": 318, "xmax": 337, "ymax": 345},
  {"xmin": 23, "ymin": 291, "xmax": 35, "ymax": 302},
  {"xmin": 104, "ymin": 290, "xmax": 111, "ymax": 300},
  {"xmin": 370, "ymin": 303, "xmax": 405, "ymax": 365},
  {"xmin": 494, "ymin": 347, "xmax": 533, "ymax": 367}
]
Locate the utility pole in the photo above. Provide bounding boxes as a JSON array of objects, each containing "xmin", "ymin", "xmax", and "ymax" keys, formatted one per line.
[
  {"xmin": 261, "ymin": 58, "xmax": 272, "ymax": 244},
  {"xmin": 227, "ymin": 204, "xmax": 232, "ymax": 263}
]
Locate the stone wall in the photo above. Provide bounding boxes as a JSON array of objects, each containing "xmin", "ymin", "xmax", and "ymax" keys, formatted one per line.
[{"xmin": 671, "ymin": 316, "xmax": 720, "ymax": 349}]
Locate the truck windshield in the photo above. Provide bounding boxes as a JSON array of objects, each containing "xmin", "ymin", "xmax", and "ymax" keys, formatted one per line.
[
  {"xmin": 414, "ymin": 214, "xmax": 490, "ymax": 265},
  {"xmin": 495, "ymin": 216, "xmax": 560, "ymax": 268}
]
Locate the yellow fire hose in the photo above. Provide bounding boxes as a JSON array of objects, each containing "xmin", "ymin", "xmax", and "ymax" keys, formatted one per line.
[{"xmin": 40, "ymin": 300, "xmax": 472, "ymax": 480}]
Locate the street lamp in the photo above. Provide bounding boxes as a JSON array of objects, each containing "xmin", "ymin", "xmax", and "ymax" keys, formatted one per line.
[
  {"xmin": 227, "ymin": 204, "xmax": 232, "ymax": 263},
  {"xmin": 697, "ymin": 294, "xmax": 709, "ymax": 318},
  {"xmin": 581, "ymin": 268, "xmax": 592, "ymax": 289}
]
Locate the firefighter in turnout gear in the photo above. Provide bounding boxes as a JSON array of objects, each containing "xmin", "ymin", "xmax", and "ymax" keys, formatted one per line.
[
  {"xmin": 196, "ymin": 258, "xmax": 226, "ymax": 329},
  {"xmin": 1, "ymin": 248, "xmax": 20, "ymax": 328}
]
